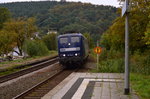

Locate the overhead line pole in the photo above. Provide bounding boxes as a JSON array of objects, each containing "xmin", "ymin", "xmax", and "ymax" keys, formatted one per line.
[{"xmin": 124, "ymin": 0, "xmax": 130, "ymax": 95}]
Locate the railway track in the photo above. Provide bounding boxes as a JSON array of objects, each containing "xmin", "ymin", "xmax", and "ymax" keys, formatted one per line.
[
  {"xmin": 13, "ymin": 69, "xmax": 76, "ymax": 99},
  {"xmin": 0, "ymin": 56, "xmax": 58, "ymax": 83}
]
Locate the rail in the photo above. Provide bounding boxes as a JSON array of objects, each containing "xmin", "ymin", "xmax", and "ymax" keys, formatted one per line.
[
  {"xmin": 0, "ymin": 56, "xmax": 58, "ymax": 83},
  {"xmin": 12, "ymin": 69, "xmax": 76, "ymax": 99}
]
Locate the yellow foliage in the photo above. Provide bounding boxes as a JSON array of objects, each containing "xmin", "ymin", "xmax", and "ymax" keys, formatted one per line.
[{"xmin": 0, "ymin": 17, "xmax": 37, "ymax": 55}]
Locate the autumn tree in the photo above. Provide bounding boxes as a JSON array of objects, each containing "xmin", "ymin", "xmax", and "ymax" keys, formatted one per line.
[
  {"xmin": 101, "ymin": 16, "xmax": 125, "ymax": 51},
  {"xmin": 0, "ymin": 7, "xmax": 13, "ymax": 56},
  {"xmin": 3, "ymin": 17, "xmax": 37, "ymax": 55},
  {"xmin": 101, "ymin": 0, "xmax": 150, "ymax": 52},
  {"xmin": 0, "ymin": 30, "xmax": 17, "ymax": 56}
]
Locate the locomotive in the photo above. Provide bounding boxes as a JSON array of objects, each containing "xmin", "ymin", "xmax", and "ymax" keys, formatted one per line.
[{"xmin": 57, "ymin": 33, "xmax": 89, "ymax": 67}]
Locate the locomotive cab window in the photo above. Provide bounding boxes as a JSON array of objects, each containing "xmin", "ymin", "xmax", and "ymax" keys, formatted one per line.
[
  {"xmin": 60, "ymin": 38, "xmax": 68, "ymax": 44},
  {"xmin": 71, "ymin": 37, "xmax": 80, "ymax": 43}
]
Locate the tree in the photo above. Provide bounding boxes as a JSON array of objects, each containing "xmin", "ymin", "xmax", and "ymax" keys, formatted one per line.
[
  {"xmin": 0, "ymin": 30, "xmax": 17, "ymax": 56},
  {"xmin": 144, "ymin": 14, "xmax": 150, "ymax": 45},
  {"xmin": 24, "ymin": 39, "xmax": 49, "ymax": 57},
  {"xmin": 0, "ymin": 1, "xmax": 118, "ymax": 46},
  {"xmin": 101, "ymin": 16, "xmax": 125, "ymax": 51},
  {"xmin": 47, "ymin": 2, "xmax": 117, "ymax": 35},
  {"xmin": 83, "ymin": 33, "xmax": 94, "ymax": 48},
  {"xmin": 101, "ymin": 0, "xmax": 150, "ymax": 52},
  {"xmin": 0, "ymin": 7, "xmax": 10, "ymax": 29},
  {"xmin": 3, "ymin": 17, "xmax": 37, "ymax": 55},
  {"xmin": 42, "ymin": 33, "xmax": 57, "ymax": 50},
  {"xmin": 59, "ymin": 23, "xmax": 88, "ymax": 34}
]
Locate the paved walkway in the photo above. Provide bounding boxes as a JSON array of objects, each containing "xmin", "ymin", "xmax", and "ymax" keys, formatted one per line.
[{"xmin": 42, "ymin": 73, "xmax": 139, "ymax": 99}]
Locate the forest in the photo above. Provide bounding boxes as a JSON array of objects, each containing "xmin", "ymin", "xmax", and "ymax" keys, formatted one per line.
[{"xmin": 0, "ymin": 1, "xmax": 118, "ymax": 39}]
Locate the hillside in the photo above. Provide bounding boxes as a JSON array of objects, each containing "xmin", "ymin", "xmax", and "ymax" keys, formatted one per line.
[
  {"xmin": 0, "ymin": 1, "xmax": 118, "ymax": 39},
  {"xmin": 0, "ymin": 1, "xmax": 60, "ymax": 18}
]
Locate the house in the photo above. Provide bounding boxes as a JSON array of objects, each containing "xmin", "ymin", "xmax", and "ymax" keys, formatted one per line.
[{"xmin": 47, "ymin": 30, "xmax": 57, "ymax": 35}]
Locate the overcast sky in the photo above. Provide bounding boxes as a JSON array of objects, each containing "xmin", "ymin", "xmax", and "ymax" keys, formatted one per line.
[{"xmin": 0, "ymin": 0, "xmax": 120, "ymax": 7}]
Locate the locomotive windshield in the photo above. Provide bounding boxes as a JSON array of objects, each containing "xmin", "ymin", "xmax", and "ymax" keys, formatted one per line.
[
  {"xmin": 60, "ymin": 37, "xmax": 68, "ymax": 44},
  {"xmin": 71, "ymin": 37, "xmax": 80, "ymax": 43}
]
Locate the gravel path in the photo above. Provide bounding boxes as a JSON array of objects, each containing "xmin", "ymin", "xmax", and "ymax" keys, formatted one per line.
[
  {"xmin": 0, "ymin": 62, "xmax": 62, "ymax": 99},
  {"xmin": 83, "ymin": 55, "xmax": 96, "ymax": 69}
]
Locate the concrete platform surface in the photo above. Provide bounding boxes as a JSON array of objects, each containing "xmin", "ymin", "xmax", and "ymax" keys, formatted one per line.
[{"xmin": 42, "ymin": 73, "xmax": 139, "ymax": 99}]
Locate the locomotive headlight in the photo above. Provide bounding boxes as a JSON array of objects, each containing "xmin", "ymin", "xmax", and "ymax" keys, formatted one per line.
[
  {"xmin": 75, "ymin": 53, "xmax": 78, "ymax": 56},
  {"xmin": 63, "ymin": 54, "xmax": 66, "ymax": 57}
]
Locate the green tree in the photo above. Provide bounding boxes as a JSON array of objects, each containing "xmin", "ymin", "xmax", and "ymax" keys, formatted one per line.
[
  {"xmin": 42, "ymin": 33, "xmax": 57, "ymax": 50},
  {"xmin": 0, "ymin": 1, "xmax": 118, "ymax": 45},
  {"xmin": 60, "ymin": 23, "xmax": 88, "ymax": 34},
  {"xmin": 144, "ymin": 14, "xmax": 150, "ymax": 45},
  {"xmin": 83, "ymin": 33, "xmax": 94, "ymax": 48},
  {"xmin": 0, "ymin": 7, "xmax": 10, "ymax": 29},
  {"xmin": 24, "ymin": 39, "xmax": 49, "ymax": 57}
]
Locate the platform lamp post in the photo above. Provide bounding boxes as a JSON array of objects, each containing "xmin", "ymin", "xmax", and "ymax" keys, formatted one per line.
[{"xmin": 122, "ymin": 0, "xmax": 130, "ymax": 95}]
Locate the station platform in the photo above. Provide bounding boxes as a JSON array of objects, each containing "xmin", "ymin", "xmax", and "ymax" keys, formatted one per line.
[{"xmin": 42, "ymin": 73, "xmax": 139, "ymax": 99}]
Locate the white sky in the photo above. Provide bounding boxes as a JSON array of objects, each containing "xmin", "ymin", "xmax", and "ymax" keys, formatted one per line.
[{"xmin": 0, "ymin": 0, "xmax": 120, "ymax": 7}]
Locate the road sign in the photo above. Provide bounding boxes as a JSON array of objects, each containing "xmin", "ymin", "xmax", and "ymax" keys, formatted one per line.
[
  {"xmin": 122, "ymin": 0, "xmax": 128, "ymax": 16},
  {"xmin": 94, "ymin": 47, "xmax": 102, "ymax": 54}
]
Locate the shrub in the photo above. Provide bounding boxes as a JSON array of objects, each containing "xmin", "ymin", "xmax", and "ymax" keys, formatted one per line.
[
  {"xmin": 98, "ymin": 58, "xmax": 124, "ymax": 73},
  {"xmin": 96, "ymin": 49, "xmax": 124, "ymax": 73},
  {"xmin": 99, "ymin": 48, "xmax": 108, "ymax": 61},
  {"xmin": 131, "ymin": 50, "xmax": 150, "ymax": 75},
  {"xmin": 107, "ymin": 48, "xmax": 124, "ymax": 59},
  {"xmin": 99, "ymin": 48, "xmax": 124, "ymax": 61},
  {"xmin": 42, "ymin": 33, "xmax": 57, "ymax": 51},
  {"xmin": 93, "ymin": 48, "xmax": 150, "ymax": 75},
  {"xmin": 24, "ymin": 40, "xmax": 49, "ymax": 57}
]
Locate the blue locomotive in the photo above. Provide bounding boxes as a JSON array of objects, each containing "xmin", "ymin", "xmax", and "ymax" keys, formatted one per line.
[{"xmin": 57, "ymin": 33, "xmax": 89, "ymax": 67}]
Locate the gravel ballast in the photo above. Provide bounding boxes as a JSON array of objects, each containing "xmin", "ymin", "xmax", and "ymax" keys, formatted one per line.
[{"xmin": 0, "ymin": 62, "xmax": 62, "ymax": 99}]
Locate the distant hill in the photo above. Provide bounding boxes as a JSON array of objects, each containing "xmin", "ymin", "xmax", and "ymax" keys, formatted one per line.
[
  {"xmin": 0, "ymin": 1, "xmax": 118, "ymax": 38},
  {"xmin": 0, "ymin": 1, "xmax": 60, "ymax": 18}
]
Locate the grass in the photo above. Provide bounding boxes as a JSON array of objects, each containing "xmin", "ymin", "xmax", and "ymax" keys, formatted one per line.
[
  {"xmin": 0, "ymin": 50, "xmax": 57, "ymax": 65},
  {"xmin": 130, "ymin": 73, "xmax": 150, "ymax": 99},
  {"xmin": 0, "ymin": 58, "xmax": 32, "ymax": 65},
  {"xmin": 0, "ymin": 67, "xmax": 27, "ymax": 76}
]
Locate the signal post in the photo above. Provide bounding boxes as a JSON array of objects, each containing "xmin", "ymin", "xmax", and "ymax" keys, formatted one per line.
[{"xmin": 94, "ymin": 41, "xmax": 102, "ymax": 70}]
